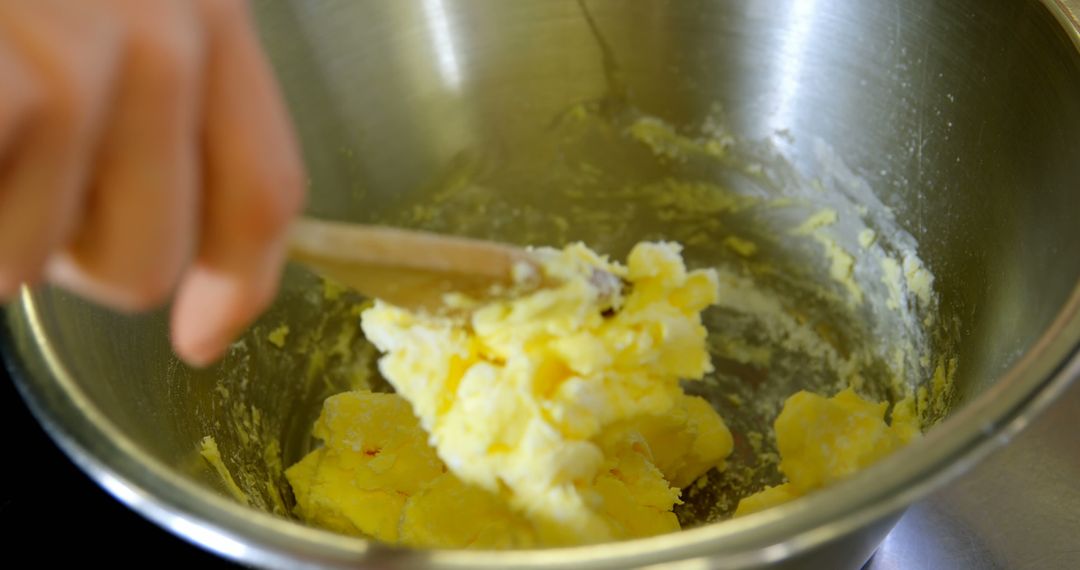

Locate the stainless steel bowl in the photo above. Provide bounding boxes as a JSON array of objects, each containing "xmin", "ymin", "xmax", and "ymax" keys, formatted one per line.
[{"xmin": 4, "ymin": 1, "xmax": 1080, "ymax": 568}]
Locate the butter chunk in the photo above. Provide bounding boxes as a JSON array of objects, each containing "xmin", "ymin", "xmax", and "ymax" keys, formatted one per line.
[
  {"xmin": 361, "ymin": 241, "xmax": 727, "ymax": 542},
  {"xmin": 285, "ymin": 392, "xmax": 443, "ymax": 542},
  {"xmin": 735, "ymin": 388, "xmax": 919, "ymax": 516}
]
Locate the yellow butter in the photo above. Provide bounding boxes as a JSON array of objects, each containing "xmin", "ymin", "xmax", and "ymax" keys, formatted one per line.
[
  {"xmin": 286, "ymin": 392, "xmax": 443, "ymax": 541},
  {"xmin": 360, "ymin": 242, "xmax": 728, "ymax": 541},
  {"xmin": 289, "ymin": 241, "xmax": 733, "ymax": 547},
  {"xmin": 287, "ymin": 390, "xmax": 727, "ymax": 547},
  {"xmin": 734, "ymin": 388, "xmax": 919, "ymax": 516}
]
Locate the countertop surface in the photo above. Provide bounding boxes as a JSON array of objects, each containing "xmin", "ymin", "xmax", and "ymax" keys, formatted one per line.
[{"xmin": 3, "ymin": 353, "xmax": 1078, "ymax": 568}]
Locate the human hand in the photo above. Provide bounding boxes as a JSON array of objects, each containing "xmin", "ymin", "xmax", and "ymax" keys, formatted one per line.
[{"xmin": 0, "ymin": 0, "xmax": 305, "ymax": 366}]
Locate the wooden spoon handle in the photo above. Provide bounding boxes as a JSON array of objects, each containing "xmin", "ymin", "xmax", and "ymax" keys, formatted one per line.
[{"xmin": 286, "ymin": 217, "xmax": 540, "ymax": 311}]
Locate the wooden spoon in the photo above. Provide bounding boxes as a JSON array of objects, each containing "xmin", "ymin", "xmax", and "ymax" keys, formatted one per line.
[{"xmin": 286, "ymin": 217, "xmax": 549, "ymax": 312}]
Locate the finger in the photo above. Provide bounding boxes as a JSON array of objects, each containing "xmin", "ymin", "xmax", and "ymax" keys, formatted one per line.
[
  {"xmin": 171, "ymin": 0, "xmax": 305, "ymax": 366},
  {"xmin": 47, "ymin": 0, "xmax": 204, "ymax": 312},
  {"xmin": 0, "ymin": 48, "xmax": 37, "ymax": 162},
  {"xmin": 0, "ymin": 43, "xmax": 39, "ymax": 297},
  {"xmin": 0, "ymin": 3, "xmax": 122, "ymax": 297}
]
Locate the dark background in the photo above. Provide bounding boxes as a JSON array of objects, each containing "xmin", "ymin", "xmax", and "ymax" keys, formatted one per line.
[{"xmin": 1, "ymin": 352, "xmax": 238, "ymax": 567}]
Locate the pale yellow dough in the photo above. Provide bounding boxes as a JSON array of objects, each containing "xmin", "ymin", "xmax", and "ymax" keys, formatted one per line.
[{"xmin": 288, "ymin": 241, "xmax": 734, "ymax": 547}]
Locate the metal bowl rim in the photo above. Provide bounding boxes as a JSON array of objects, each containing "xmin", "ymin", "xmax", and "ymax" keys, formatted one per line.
[{"xmin": 3, "ymin": 1, "xmax": 1080, "ymax": 566}]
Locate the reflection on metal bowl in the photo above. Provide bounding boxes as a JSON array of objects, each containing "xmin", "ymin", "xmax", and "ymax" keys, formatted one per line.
[{"xmin": 3, "ymin": 0, "xmax": 1080, "ymax": 568}]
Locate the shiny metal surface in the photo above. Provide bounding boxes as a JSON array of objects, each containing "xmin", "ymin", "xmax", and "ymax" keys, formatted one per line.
[
  {"xmin": 869, "ymin": 362, "xmax": 1080, "ymax": 570},
  {"xmin": 3, "ymin": 0, "xmax": 1080, "ymax": 568}
]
